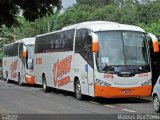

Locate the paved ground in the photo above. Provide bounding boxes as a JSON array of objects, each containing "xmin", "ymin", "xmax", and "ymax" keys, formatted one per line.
[{"xmin": 0, "ymin": 80, "xmax": 159, "ymax": 119}]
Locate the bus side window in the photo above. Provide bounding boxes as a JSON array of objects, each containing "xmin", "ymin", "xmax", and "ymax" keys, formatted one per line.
[
  {"xmin": 64, "ymin": 29, "xmax": 74, "ymax": 51},
  {"xmin": 12, "ymin": 43, "xmax": 19, "ymax": 57},
  {"xmin": 9, "ymin": 45, "xmax": 13, "ymax": 57},
  {"xmin": 19, "ymin": 43, "xmax": 23, "ymax": 58},
  {"xmin": 75, "ymin": 29, "xmax": 93, "ymax": 68}
]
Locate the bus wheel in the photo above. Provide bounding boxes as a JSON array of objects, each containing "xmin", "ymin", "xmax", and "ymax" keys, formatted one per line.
[
  {"xmin": 6, "ymin": 72, "xmax": 10, "ymax": 83},
  {"xmin": 75, "ymin": 80, "xmax": 83, "ymax": 100},
  {"xmin": 153, "ymin": 95, "xmax": 160, "ymax": 113},
  {"xmin": 6, "ymin": 77, "xmax": 10, "ymax": 83},
  {"xmin": 42, "ymin": 75, "xmax": 49, "ymax": 92},
  {"xmin": 18, "ymin": 74, "xmax": 23, "ymax": 86}
]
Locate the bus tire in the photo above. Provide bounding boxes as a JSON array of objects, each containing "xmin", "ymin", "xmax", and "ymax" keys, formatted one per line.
[
  {"xmin": 75, "ymin": 80, "xmax": 83, "ymax": 100},
  {"xmin": 6, "ymin": 72, "xmax": 10, "ymax": 83},
  {"xmin": 153, "ymin": 95, "xmax": 160, "ymax": 113},
  {"xmin": 6, "ymin": 78, "xmax": 10, "ymax": 83},
  {"xmin": 42, "ymin": 75, "xmax": 49, "ymax": 92},
  {"xmin": 18, "ymin": 73, "xmax": 23, "ymax": 86}
]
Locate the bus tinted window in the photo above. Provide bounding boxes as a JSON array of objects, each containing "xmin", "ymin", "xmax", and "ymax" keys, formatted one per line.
[
  {"xmin": 75, "ymin": 29, "xmax": 89, "ymax": 52},
  {"xmin": 12, "ymin": 43, "xmax": 19, "ymax": 56},
  {"xmin": 75, "ymin": 29, "xmax": 93, "ymax": 68},
  {"xmin": 35, "ymin": 36, "xmax": 48, "ymax": 53},
  {"xmin": 3, "ymin": 43, "xmax": 19, "ymax": 57},
  {"xmin": 19, "ymin": 43, "xmax": 24, "ymax": 58},
  {"xmin": 35, "ymin": 29, "xmax": 74, "ymax": 53},
  {"xmin": 65, "ymin": 29, "xmax": 75, "ymax": 51}
]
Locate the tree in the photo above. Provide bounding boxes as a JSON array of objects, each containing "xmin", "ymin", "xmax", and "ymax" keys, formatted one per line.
[
  {"xmin": 113, "ymin": 0, "xmax": 140, "ymax": 7},
  {"xmin": 0, "ymin": 14, "xmax": 57, "ymax": 50},
  {"xmin": 119, "ymin": 5, "xmax": 137, "ymax": 24},
  {"xmin": 136, "ymin": 0, "xmax": 160, "ymax": 24},
  {"xmin": 0, "ymin": 0, "xmax": 62, "ymax": 27},
  {"xmin": 139, "ymin": 20, "xmax": 160, "ymax": 41},
  {"xmin": 76, "ymin": 0, "xmax": 112, "ymax": 8},
  {"xmin": 54, "ymin": 4, "xmax": 95, "ymax": 30},
  {"xmin": 89, "ymin": 5, "xmax": 121, "ymax": 22}
]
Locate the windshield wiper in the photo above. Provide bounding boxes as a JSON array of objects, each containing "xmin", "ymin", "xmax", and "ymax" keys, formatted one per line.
[
  {"xmin": 102, "ymin": 65, "xmax": 117, "ymax": 72},
  {"xmin": 125, "ymin": 66, "xmax": 149, "ymax": 72}
]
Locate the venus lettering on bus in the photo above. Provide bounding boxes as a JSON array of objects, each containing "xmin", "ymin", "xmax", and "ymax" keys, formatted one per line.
[
  {"xmin": 53, "ymin": 55, "xmax": 72, "ymax": 87},
  {"xmin": 58, "ymin": 76, "xmax": 70, "ymax": 87},
  {"xmin": 10, "ymin": 59, "xmax": 18, "ymax": 79}
]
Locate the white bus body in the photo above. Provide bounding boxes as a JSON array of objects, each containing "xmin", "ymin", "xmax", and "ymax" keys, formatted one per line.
[
  {"xmin": 3, "ymin": 37, "xmax": 35, "ymax": 85},
  {"xmin": 34, "ymin": 21, "xmax": 156, "ymax": 99}
]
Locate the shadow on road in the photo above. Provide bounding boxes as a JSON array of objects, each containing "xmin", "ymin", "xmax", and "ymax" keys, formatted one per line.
[
  {"xmin": 44, "ymin": 87, "xmax": 152, "ymax": 105},
  {"xmin": 3, "ymin": 79, "xmax": 152, "ymax": 105}
]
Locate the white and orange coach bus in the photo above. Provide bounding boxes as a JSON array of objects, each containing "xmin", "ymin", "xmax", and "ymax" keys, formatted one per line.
[
  {"xmin": 34, "ymin": 21, "xmax": 159, "ymax": 99},
  {"xmin": 3, "ymin": 37, "xmax": 35, "ymax": 85}
]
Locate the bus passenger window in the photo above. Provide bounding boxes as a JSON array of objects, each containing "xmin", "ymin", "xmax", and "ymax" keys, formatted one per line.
[{"xmin": 75, "ymin": 29, "xmax": 93, "ymax": 68}]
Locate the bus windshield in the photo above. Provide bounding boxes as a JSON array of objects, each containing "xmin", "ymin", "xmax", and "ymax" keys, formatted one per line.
[
  {"xmin": 96, "ymin": 31, "xmax": 149, "ymax": 72},
  {"xmin": 26, "ymin": 45, "xmax": 34, "ymax": 70}
]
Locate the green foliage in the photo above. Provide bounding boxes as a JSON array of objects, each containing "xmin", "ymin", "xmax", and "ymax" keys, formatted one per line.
[
  {"xmin": 54, "ymin": 4, "xmax": 95, "ymax": 30},
  {"xmin": 1, "ymin": 0, "xmax": 160, "ymax": 48},
  {"xmin": 113, "ymin": 0, "xmax": 140, "ymax": 7},
  {"xmin": 139, "ymin": 20, "xmax": 160, "ymax": 41},
  {"xmin": 0, "ymin": 14, "xmax": 57, "ymax": 51},
  {"xmin": 119, "ymin": 5, "xmax": 137, "ymax": 24},
  {"xmin": 136, "ymin": 0, "xmax": 160, "ymax": 24},
  {"xmin": 88, "ymin": 5, "xmax": 121, "ymax": 22},
  {"xmin": 0, "ymin": 0, "xmax": 62, "ymax": 28},
  {"xmin": 76, "ymin": 0, "xmax": 112, "ymax": 8},
  {"xmin": 53, "ymin": 0, "xmax": 160, "ymax": 31}
]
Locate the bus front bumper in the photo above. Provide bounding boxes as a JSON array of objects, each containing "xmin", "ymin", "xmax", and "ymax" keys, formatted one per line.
[{"xmin": 94, "ymin": 83, "xmax": 152, "ymax": 98}]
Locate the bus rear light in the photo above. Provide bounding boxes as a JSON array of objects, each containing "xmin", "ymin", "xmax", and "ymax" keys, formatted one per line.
[
  {"xmin": 141, "ymin": 80, "xmax": 151, "ymax": 86},
  {"xmin": 95, "ymin": 79, "xmax": 111, "ymax": 86}
]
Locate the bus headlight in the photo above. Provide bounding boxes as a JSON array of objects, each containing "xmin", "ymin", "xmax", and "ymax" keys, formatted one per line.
[
  {"xmin": 141, "ymin": 80, "xmax": 151, "ymax": 86},
  {"xmin": 95, "ymin": 79, "xmax": 111, "ymax": 86}
]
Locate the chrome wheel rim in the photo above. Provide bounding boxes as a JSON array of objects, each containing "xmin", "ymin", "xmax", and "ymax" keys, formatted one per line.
[
  {"xmin": 43, "ymin": 79, "xmax": 46, "ymax": 90},
  {"xmin": 154, "ymin": 96, "xmax": 160, "ymax": 111},
  {"xmin": 76, "ymin": 82, "xmax": 81, "ymax": 98},
  {"xmin": 18, "ymin": 77, "xmax": 22, "ymax": 85}
]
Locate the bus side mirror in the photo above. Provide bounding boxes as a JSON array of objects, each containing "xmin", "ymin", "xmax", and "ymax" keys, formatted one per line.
[
  {"xmin": 148, "ymin": 33, "xmax": 159, "ymax": 53},
  {"xmin": 90, "ymin": 33, "xmax": 99, "ymax": 53},
  {"xmin": 92, "ymin": 40, "xmax": 99, "ymax": 52},
  {"xmin": 22, "ymin": 46, "xmax": 27, "ymax": 58}
]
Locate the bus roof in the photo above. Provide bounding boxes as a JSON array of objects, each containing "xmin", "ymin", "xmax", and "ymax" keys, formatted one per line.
[
  {"xmin": 62, "ymin": 21, "xmax": 145, "ymax": 32},
  {"xmin": 36, "ymin": 21, "xmax": 145, "ymax": 38},
  {"xmin": 15, "ymin": 37, "xmax": 35, "ymax": 45},
  {"xmin": 3, "ymin": 43, "xmax": 14, "ymax": 47}
]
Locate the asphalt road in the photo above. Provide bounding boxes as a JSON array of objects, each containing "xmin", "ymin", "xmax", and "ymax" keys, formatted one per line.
[{"xmin": 0, "ymin": 80, "xmax": 159, "ymax": 120}]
